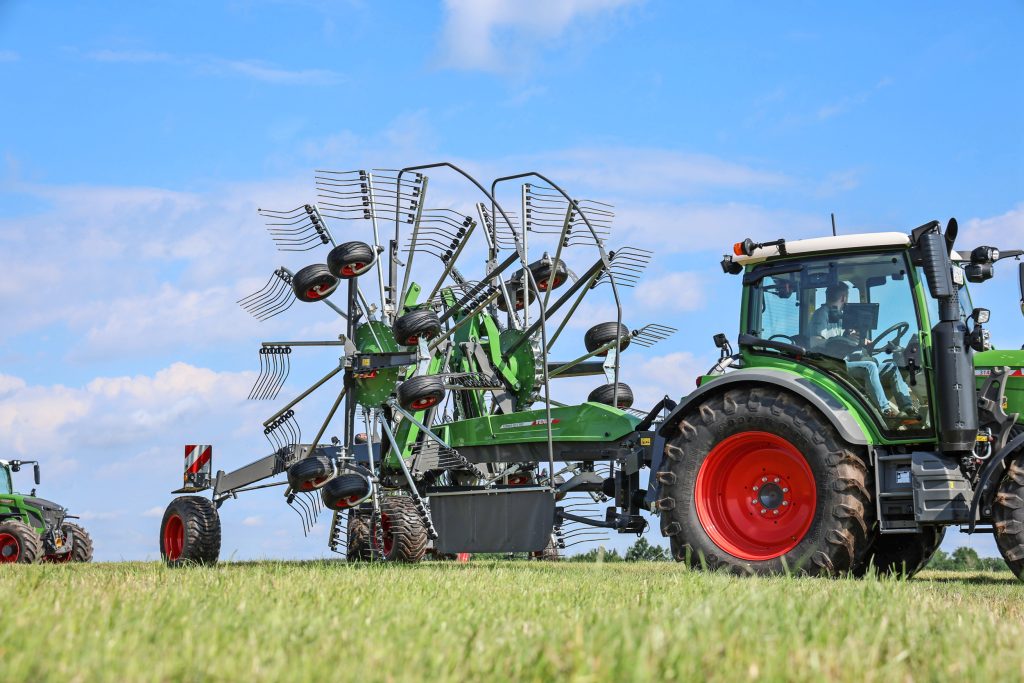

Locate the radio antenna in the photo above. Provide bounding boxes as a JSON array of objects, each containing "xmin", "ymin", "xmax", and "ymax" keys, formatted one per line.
[{"xmin": 831, "ymin": 212, "xmax": 838, "ymax": 236}]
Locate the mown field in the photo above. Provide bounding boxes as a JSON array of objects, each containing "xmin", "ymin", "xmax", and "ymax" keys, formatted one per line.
[{"xmin": 2, "ymin": 561, "xmax": 1023, "ymax": 682}]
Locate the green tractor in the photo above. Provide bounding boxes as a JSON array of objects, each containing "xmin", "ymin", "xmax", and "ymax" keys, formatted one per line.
[
  {"xmin": 653, "ymin": 219, "xmax": 1024, "ymax": 577},
  {"xmin": 0, "ymin": 459, "xmax": 93, "ymax": 564}
]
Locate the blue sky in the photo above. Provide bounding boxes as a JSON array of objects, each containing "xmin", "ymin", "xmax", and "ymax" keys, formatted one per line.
[{"xmin": 0, "ymin": 1, "xmax": 1022, "ymax": 561}]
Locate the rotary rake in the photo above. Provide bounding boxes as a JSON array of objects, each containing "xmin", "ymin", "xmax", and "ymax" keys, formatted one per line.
[{"xmin": 158, "ymin": 162, "xmax": 680, "ymax": 565}]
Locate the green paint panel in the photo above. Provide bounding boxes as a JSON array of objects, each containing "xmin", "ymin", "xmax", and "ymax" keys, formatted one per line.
[
  {"xmin": 975, "ymin": 349, "xmax": 1024, "ymax": 422},
  {"xmin": 353, "ymin": 321, "xmax": 402, "ymax": 408},
  {"xmin": 444, "ymin": 402, "xmax": 640, "ymax": 448}
]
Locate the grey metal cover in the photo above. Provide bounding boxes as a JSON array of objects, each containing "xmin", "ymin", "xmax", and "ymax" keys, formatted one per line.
[{"xmin": 429, "ymin": 488, "xmax": 554, "ymax": 553}]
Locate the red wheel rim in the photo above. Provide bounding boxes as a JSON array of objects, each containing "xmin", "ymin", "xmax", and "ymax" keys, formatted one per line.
[
  {"xmin": 300, "ymin": 476, "xmax": 329, "ymax": 491},
  {"xmin": 341, "ymin": 263, "xmax": 366, "ymax": 278},
  {"xmin": 48, "ymin": 551, "xmax": 73, "ymax": 563},
  {"xmin": 306, "ymin": 286, "xmax": 324, "ymax": 300},
  {"xmin": 163, "ymin": 513, "xmax": 185, "ymax": 561},
  {"xmin": 404, "ymin": 335, "xmax": 419, "ymax": 345},
  {"xmin": 695, "ymin": 431, "xmax": 817, "ymax": 561},
  {"xmin": 380, "ymin": 513, "xmax": 393, "ymax": 556},
  {"xmin": 0, "ymin": 533, "xmax": 20, "ymax": 563},
  {"xmin": 410, "ymin": 395, "xmax": 439, "ymax": 410}
]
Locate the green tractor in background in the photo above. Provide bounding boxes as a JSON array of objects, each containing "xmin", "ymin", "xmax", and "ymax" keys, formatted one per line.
[
  {"xmin": 0, "ymin": 459, "xmax": 93, "ymax": 564},
  {"xmin": 653, "ymin": 219, "xmax": 1024, "ymax": 578}
]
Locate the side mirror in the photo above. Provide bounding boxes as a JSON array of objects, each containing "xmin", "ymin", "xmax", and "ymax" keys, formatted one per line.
[
  {"xmin": 33, "ymin": 463, "xmax": 40, "ymax": 486},
  {"xmin": 971, "ymin": 308, "xmax": 991, "ymax": 325}
]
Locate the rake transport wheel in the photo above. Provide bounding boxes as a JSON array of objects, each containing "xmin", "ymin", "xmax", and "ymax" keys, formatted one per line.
[
  {"xmin": 320, "ymin": 473, "xmax": 371, "ymax": 510},
  {"xmin": 160, "ymin": 496, "xmax": 221, "ymax": 567},
  {"xmin": 292, "ymin": 263, "xmax": 339, "ymax": 302},
  {"xmin": 0, "ymin": 519, "xmax": 43, "ymax": 564},
  {"xmin": 588, "ymin": 382, "xmax": 634, "ymax": 409},
  {"xmin": 392, "ymin": 309, "xmax": 442, "ymax": 346},
  {"xmin": 346, "ymin": 510, "xmax": 373, "ymax": 562},
  {"xmin": 287, "ymin": 455, "xmax": 334, "ymax": 492},
  {"xmin": 854, "ymin": 526, "xmax": 945, "ymax": 578},
  {"xmin": 993, "ymin": 446, "xmax": 1024, "ymax": 580},
  {"xmin": 584, "ymin": 322, "xmax": 631, "ymax": 355},
  {"xmin": 46, "ymin": 523, "xmax": 94, "ymax": 563},
  {"xmin": 327, "ymin": 241, "xmax": 375, "ymax": 279},
  {"xmin": 529, "ymin": 536, "xmax": 560, "ymax": 561},
  {"xmin": 658, "ymin": 387, "xmax": 873, "ymax": 576},
  {"xmin": 397, "ymin": 375, "xmax": 446, "ymax": 412},
  {"xmin": 374, "ymin": 496, "xmax": 428, "ymax": 563}
]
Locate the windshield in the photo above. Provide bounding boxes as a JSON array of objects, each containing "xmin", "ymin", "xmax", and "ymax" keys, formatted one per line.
[
  {"xmin": 747, "ymin": 251, "xmax": 931, "ymax": 433},
  {"xmin": 0, "ymin": 466, "xmax": 11, "ymax": 495}
]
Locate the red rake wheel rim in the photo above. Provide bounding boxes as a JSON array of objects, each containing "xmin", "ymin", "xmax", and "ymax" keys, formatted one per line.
[
  {"xmin": 341, "ymin": 263, "xmax": 366, "ymax": 278},
  {"xmin": 306, "ymin": 286, "xmax": 325, "ymax": 300},
  {"xmin": 0, "ymin": 533, "xmax": 20, "ymax": 563},
  {"xmin": 695, "ymin": 431, "xmax": 817, "ymax": 561},
  {"xmin": 163, "ymin": 513, "xmax": 185, "ymax": 562},
  {"xmin": 380, "ymin": 513, "xmax": 394, "ymax": 556},
  {"xmin": 410, "ymin": 395, "xmax": 439, "ymax": 410}
]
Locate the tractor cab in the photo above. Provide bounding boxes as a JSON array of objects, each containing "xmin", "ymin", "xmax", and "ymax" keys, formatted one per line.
[{"xmin": 0, "ymin": 461, "xmax": 12, "ymax": 495}]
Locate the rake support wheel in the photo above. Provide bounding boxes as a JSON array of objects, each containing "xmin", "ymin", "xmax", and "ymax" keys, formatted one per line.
[
  {"xmin": 393, "ymin": 309, "xmax": 441, "ymax": 346},
  {"xmin": 584, "ymin": 322, "xmax": 631, "ymax": 355},
  {"xmin": 287, "ymin": 455, "xmax": 334, "ymax": 492},
  {"xmin": 659, "ymin": 387, "xmax": 873, "ymax": 576},
  {"xmin": 375, "ymin": 496, "xmax": 428, "ymax": 563},
  {"xmin": 327, "ymin": 241, "xmax": 375, "ymax": 279},
  {"xmin": 292, "ymin": 263, "xmax": 339, "ymax": 302},
  {"xmin": 160, "ymin": 496, "xmax": 221, "ymax": 567},
  {"xmin": 397, "ymin": 375, "xmax": 446, "ymax": 412},
  {"xmin": 588, "ymin": 382, "xmax": 634, "ymax": 409},
  {"xmin": 0, "ymin": 519, "xmax": 43, "ymax": 564},
  {"xmin": 321, "ymin": 473, "xmax": 372, "ymax": 510}
]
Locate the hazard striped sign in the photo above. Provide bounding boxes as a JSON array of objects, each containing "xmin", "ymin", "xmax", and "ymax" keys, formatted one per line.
[{"xmin": 184, "ymin": 444, "xmax": 212, "ymax": 475}]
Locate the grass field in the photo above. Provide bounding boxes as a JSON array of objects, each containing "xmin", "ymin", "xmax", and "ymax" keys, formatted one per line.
[{"xmin": 3, "ymin": 561, "xmax": 1024, "ymax": 682}]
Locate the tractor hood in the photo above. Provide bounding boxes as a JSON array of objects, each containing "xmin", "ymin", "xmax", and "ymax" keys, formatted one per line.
[
  {"xmin": 21, "ymin": 496, "xmax": 65, "ymax": 513},
  {"xmin": 975, "ymin": 350, "xmax": 1024, "ymax": 423}
]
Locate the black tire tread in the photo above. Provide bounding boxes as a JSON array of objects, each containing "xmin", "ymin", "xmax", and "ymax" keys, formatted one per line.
[
  {"xmin": 0, "ymin": 518, "xmax": 43, "ymax": 564},
  {"xmin": 378, "ymin": 496, "xmax": 428, "ymax": 563},
  {"xmin": 292, "ymin": 263, "xmax": 339, "ymax": 302},
  {"xmin": 287, "ymin": 455, "xmax": 334, "ymax": 491},
  {"xmin": 327, "ymin": 241, "xmax": 375, "ymax": 279},
  {"xmin": 393, "ymin": 309, "xmax": 441, "ymax": 346},
  {"xmin": 161, "ymin": 496, "xmax": 221, "ymax": 567},
  {"xmin": 321, "ymin": 473, "xmax": 371, "ymax": 510},
  {"xmin": 397, "ymin": 375, "xmax": 446, "ymax": 411},
  {"xmin": 64, "ymin": 522, "xmax": 94, "ymax": 562},
  {"xmin": 588, "ymin": 382, "xmax": 634, "ymax": 409},
  {"xmin": 584, "ymin": 322, "xmax": 631, "ymax": 354},
  {"xmin": 347, "ymin": 510, "xmax": 373, "ymax": 562},
  {"xmin": 993, "ymin": 441, "xmax": 1024, "ymax": 579}
]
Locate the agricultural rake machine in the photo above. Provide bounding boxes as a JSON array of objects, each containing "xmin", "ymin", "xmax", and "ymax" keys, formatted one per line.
[{"xmin": 159, "ymin": 162, "xmax": 677, "ymax": 564}]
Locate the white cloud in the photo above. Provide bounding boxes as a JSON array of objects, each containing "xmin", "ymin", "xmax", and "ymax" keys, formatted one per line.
[
  {"xmin": 960, "ymin": 204, "xmax": 1024, "ymax": 245},
  {"xmin": 633, "ymin": 272, "xmax": 705, "ymax": 313},
  {"xmin": 0, "ymin": 50, "xmax": 21, "ymax": 63},
  {"xmin": 439, "ymin": 0, "xmax": 642, "ymax": 72},
  {"xmin": 142, "ymin": 506, "xmax": 165, "ymax": 518},
  {"xmin": 242, "ymin": 516, "xmax": 264, "ymax": 527}
]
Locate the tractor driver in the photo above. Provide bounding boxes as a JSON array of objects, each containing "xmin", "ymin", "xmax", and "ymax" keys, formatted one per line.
[{"xmin": 810, "ymin": 282, "xmax": 917, "ymax": 418}]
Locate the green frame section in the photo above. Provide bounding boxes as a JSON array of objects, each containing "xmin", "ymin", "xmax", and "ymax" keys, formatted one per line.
[
  {"xmin": 444, "ymin": 402, "xmax": 641, "ymax": 448},
  {"xmin": 975, "ymin": 349, "xmax": 1024, "ymax": 420}
]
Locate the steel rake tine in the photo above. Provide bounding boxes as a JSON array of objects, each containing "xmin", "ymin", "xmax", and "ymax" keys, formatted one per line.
[{"xmin": 248, "ymin": 348, "xmax": 271, "ymax": 400}]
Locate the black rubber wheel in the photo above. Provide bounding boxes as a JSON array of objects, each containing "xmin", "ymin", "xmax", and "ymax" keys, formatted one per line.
[
  {"xmin": 160, "ymin": 496, "xmax": 221, "ymax": 567},
  {"xmin": 321, "ymin": 473, "xmax": 372, "ymax": 510},
  {"xmin": 855, "ymin": 526, "xmax": 945, "ymax": 578},
  {"xmin": 62, "ymin": 523, "xmax": 94, "ymax": 562},
  {"xmin": 346, "ymin": 510, "xmax": 373, "ymax": 562},
  {"xmin": 588, "ymin": 382, "xmax": 634, "ymax": 409},
  {"xmin": 287, "ymin": 455, "xmax": 334, "ymax": 492},
  {"xmin": 292, "ymin": 263, "xmax": 339, "ymax": 302},
  {"xmin": 393, "ymin": 309, "xmax": 441, "ymax": 346},
  {"xmin": 584, "ymin": 322, "xmax": 631, "ymax": 355},
  {"xmin": 397, "ymin": 375, "xmax": 446, "ymax": 411},
  {"xmin": 512, "ymin": 258, "xmax": 569, "ymax": 293},
  {"xmin": 327, "ymin": 241, "xmax": 375, "ymax": 279},
  {"xmin": 993, "ymin": 440, "xmax": 1024, "ymax": 580},
  {"xmin": 0, "ymin": 519, "xmax": 43, "ymax": 564},
  {"xmin": 530, "ymin": 536, "xmax": 560, "ymax": 561},
  {"xmin": 658, "ymin": 387, "xmax": 873, "ymax": 576},
  {"xmin": 496, "ymin": 282, "xmax": 536, "ymax": 312},
  {"xmin": 374, "ymin": 496, "xmax": 428, "ymax": 563}
]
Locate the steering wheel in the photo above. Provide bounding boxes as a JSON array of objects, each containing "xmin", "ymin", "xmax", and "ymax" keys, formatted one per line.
[
  {"xmin": 866, "ymin": 321, "xmax": 910, "ymax": 354},
  {"xmin": 768, "ymin": 334, "xmax": 799, "ymax": 344}
]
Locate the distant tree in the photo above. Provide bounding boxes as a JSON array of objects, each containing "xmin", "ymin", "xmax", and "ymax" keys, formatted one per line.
[
  {"xmin": 568, "ymin": 546, "xmax": 623, "ymax": 562},
  {"xmin": 625, "ymin": 537, "xmax": 669, "ymax": 562},
  {"xmin": 950, "ymin": 547, "xmax": 981, "ymax": 571},
  {"xmin": 926, "ymin": 546, "xmax": 1007, "ymax": 572}
]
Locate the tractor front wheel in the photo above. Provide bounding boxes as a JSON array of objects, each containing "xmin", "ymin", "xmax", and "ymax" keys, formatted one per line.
[
  {"xmin": 374, "ymin": 497, "xmax": 428, "ymax": 563},
  {"xmin": 0, "ymin": 519, "xmax": 43, "ymax": 564},
  {"xmin": 658, "ymin": 387, "xmax": 873, "ymax": 576},
  {"xmin": 160, "ymin": 496, "xmax": 221, "ymax": 567},
  {"xmin": 993, "ymin": 448, "xmax": 1024, "ymax": 580},
  {"xmin": 46, "ymin": 523, "xmax": 94, "ymax": 563}
]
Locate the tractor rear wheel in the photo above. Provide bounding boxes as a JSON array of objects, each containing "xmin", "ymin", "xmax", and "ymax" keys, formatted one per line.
[
  {"xmin": 346, "ymin": 510, "xmax": 373, "ymax": 561},
  {"xmin": 160, "ymin": 496, "xmax": 221, "ymax": 567},
  {"xmin": 0, "ymin": 519, "xmax": 43, "ymax": 564},
  {"xmin": 993, "ymin": 447, "xmax": 1024, "ymax": 580},
  {"xmin": 855, "ymin": 526, "xmax": 945, "ymax": 578},
  {"xmin": 658, "ymin": 387, "xmax": 873, "ymax": 576},
  {"xmin": 374, "ymin": 496, "xmax": 428, "ymax": 563}
]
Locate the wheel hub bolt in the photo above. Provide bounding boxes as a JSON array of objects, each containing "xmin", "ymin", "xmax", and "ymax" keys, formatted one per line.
[
  {"xmin": 752, "ymin": 486, "xmax": 759, "ymax": 492},
  {"xmin": 773, "ymin": 510, "xmax": 779, "ymax": 515},
  {"xmin": 760, "ymin": 509, "xmax": 767, "ymax": 514},
  {"xmin": 782, "ymin": 501, "xmax": 789, "ymax": 506},
  {"xmin": 761, "ymin": 477, "xmax": 768, "ymax": 482},
  {"xmin": 773, "ymin": 477, "xmax": 780, "ymax": 483},
  {"xmin": 782, "ymin": 487, "xmax": 789, "ymax": 493}
]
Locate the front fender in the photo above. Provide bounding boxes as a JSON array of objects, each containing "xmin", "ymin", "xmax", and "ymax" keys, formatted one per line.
[{"xmin": 657, "ymin": 368, "xmax": 870, "ymax": 446}]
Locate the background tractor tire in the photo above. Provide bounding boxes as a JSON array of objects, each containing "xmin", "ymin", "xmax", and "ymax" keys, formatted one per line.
[
  {"xmin": 160, "ymin": 496, "xmax": 221, "ymax": 567},
  {"xmin": 658, "ymin": 387, "xmax": 873, "ymax": 576},
  {"xmin": 63, "ymin": 523, "xmax": 94, "ymax": 563},
  {"xmin": 584, "ymin": 322, "xmax": 631, "ymax": 355},
  {"xmin": 854, "ymin": 526, "xmax": 945, "ymax": 578},
  {"xmin": 0, "ymin": 519, "xmax": 43, "ymax": 564},
  {"xmin": 588, "ymin": 382, "xmax": 634, "ymax": 409},
  {"xmin": 321, "ymin": 473, "xmax": 372, "ymax": 510},
  {"xmin": 327, "ymin": 241, "xmax": 375, "ymax": 279},
  {"xmin": 530, "ymin": 536, "xmax": 560, "ymax": 561},
  {"xmin": 375, "ymin": 497, "xmax": 428, "ymax": 563},
  {"xmin": 397, "ymin": 375, "xmax": 446, "ymax": 411},
  {"xmin": 993, "ymin": 445, "xmax": 1024, "ymax": 580},
  {"xmin": 393, "ymin": 309, "xmax": 441, "ymax": 346},
  {"xmin": 346, "ymin": 510, "xmax": 373, "ymax": 562},
  {"xmin": 292, "ymin": 263, "xmax": 339, "ymax": 302},
  {"xmin": 287, "ymin": 455, "xmax": 334, "ymax": 492}
]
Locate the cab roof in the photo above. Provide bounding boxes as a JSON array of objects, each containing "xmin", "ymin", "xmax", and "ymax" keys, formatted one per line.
[{"xmin": 727, "ymin": 232, "xmax": 911, "ymax": 267}]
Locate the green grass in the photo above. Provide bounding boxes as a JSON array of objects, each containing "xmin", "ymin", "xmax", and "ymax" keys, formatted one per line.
[{"xmin": 3, "ymin": 562, "xmax": 1024, "ymax": 682}]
